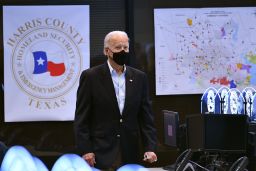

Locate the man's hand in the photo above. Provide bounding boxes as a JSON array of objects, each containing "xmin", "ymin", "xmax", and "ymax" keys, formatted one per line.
[
  {"xmin": 82, "ymin": 152, "xmax": 96, "ymax": 167},
  {"xmin": 143, "ymin": 151, "xmax": 157, "ymax": 163}
]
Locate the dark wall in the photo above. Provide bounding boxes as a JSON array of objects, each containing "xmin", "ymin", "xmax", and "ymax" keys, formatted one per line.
[
  {"xmin": 131, "ymin": 0, "xmax": 255, "ymax": 169},
  {"xmin": 0, "ymin": 0, "xmax": 127, "ymax": 168},
  {"xmin": 132, "ymin": 0, "xmax": 255, "ymax": 153},
  {"xmin": 0, "ymin": 0, "xmax": 255, "ymax": 169}
]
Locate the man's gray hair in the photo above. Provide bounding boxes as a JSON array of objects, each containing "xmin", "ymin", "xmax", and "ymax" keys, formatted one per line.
[{"xmin": 103, "ymin": 31, "xmax": 129, "ymax": 52}]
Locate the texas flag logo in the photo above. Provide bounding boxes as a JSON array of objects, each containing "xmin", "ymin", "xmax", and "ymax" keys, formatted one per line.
[{"xmin": 32, "ymin": 51, "xmax": 66, "ymax": 76}]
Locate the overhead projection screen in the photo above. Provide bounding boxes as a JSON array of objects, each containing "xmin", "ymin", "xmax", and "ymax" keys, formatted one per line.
[{"xmin": 154, "ymin": 7, "xmax": 256, "ymax": 95}]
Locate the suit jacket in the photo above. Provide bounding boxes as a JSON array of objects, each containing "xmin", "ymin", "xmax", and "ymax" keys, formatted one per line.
[{"xmin": 74, "ymin": 62, "xmax": 157, "ymax": 169}]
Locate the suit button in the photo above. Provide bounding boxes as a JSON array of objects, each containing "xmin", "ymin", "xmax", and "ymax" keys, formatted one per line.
[
  {"xmin": 117, "ymin": 134, "xmax": 120, "ymax": 138},
  {"xmin": 120, "ymin": 119, "xmax": 123, "ymax": 123}
]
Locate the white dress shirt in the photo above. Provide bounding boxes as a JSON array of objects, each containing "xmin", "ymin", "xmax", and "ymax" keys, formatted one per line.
[{"xmin": 107, "ymin": 60, "xmax": 126, "ymax": 114}]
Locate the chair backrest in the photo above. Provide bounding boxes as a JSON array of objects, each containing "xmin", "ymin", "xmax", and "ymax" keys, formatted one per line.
[{"xmin": 229, "ymin": 156, "xmax": 248, "ymax": 171}]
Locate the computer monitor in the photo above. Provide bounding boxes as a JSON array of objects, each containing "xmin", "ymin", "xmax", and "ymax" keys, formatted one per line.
[
  {"xmin": 186, "ymin": 114, "xmax": 248, "ymax": 153},
  {"xmin": 163, "ymin": 110, "xmax": 179, "ymax": 147}
]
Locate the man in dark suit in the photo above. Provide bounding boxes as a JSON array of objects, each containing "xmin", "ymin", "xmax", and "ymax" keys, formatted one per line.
[{"xmin": 74, "ymin": 31, "xmax": 157, "ymax": 170}]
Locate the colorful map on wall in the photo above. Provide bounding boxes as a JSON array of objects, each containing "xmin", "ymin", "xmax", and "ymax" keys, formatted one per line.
[{"xmin": 154, "ymin": 7, "xmax": 256, "ymax": 95}]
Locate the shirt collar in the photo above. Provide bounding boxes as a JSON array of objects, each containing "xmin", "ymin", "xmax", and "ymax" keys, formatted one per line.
[{"xmin": 107, "ymin": 60, "xmax": 126, "ymax": 74}]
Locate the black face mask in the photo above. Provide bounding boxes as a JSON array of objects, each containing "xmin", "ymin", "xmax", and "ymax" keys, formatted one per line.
[{"xmin": 112, "ymin": 50, "xmax": 129, "ymax": 66}]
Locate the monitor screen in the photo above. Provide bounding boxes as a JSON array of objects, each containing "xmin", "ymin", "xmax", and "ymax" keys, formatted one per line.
[
  {"xmin": 163, "ymin": 110, "xmax": 179, "ymax": 147},
  {"xmin": 154, "ymin": 7, "xmax": 256, "ymax": 95},
  {"xmin": 187, "ymin": 114, "xmax": 248, "ymax": 153}
]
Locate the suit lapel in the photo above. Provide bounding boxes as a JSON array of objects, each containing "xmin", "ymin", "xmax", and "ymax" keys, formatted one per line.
[
  {"xmin": 122, "ymin": 67, "xmax": 134, "ymax": 115},
  {"xmin": 100, "ymin": 63, "xmax": 120, "ymax": 114}
]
